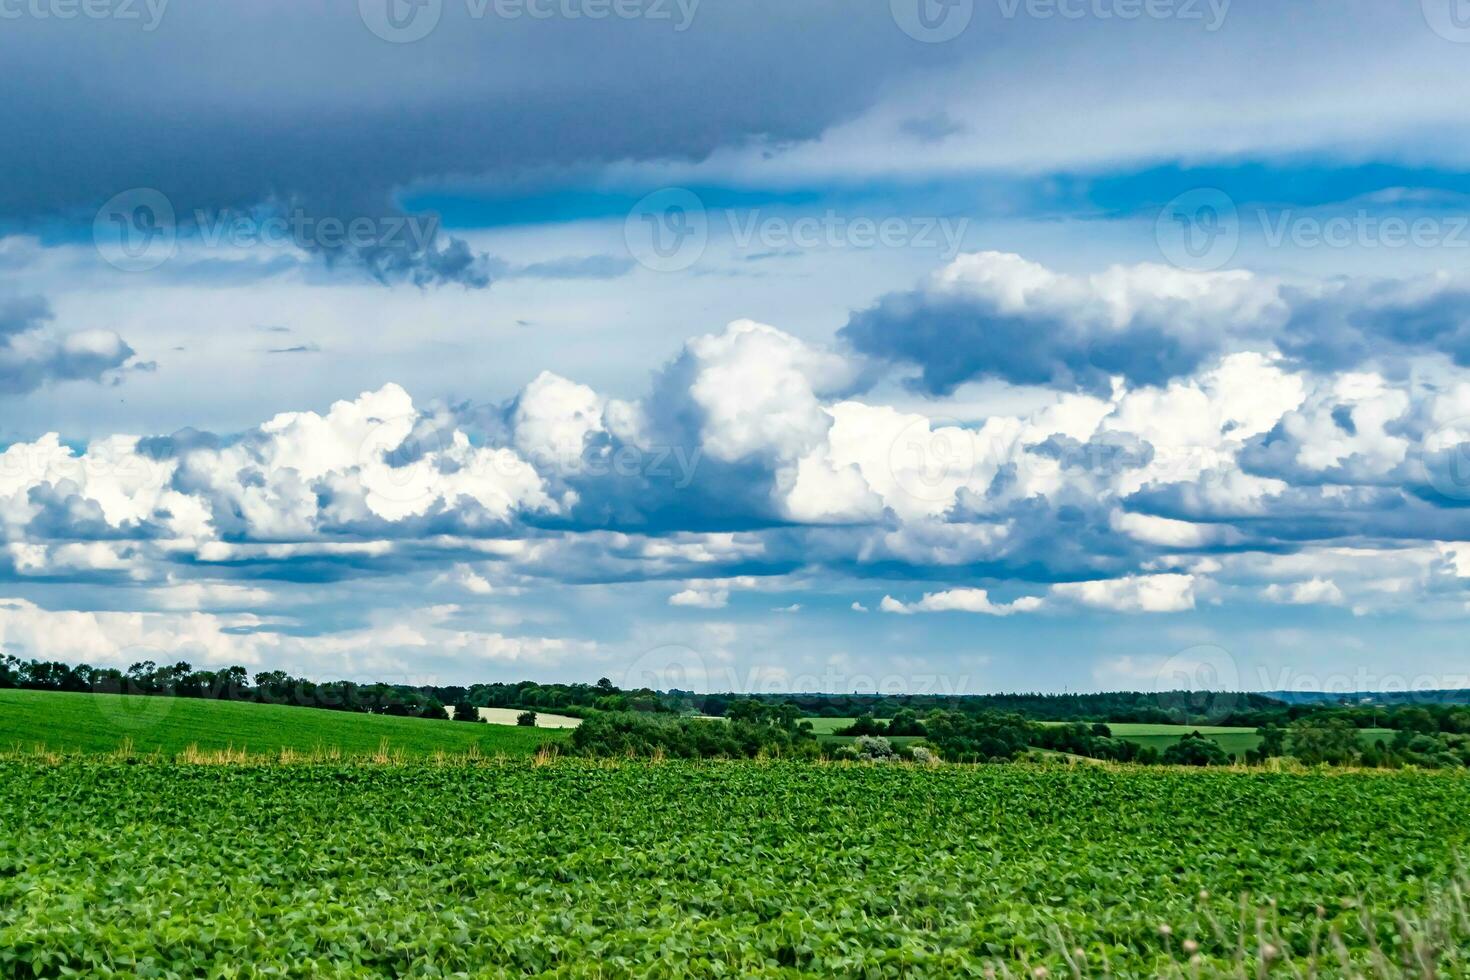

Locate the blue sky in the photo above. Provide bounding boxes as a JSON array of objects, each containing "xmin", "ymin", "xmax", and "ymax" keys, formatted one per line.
[{"xmin": 4, "ymin": 0, "xmax": 1470, "ymax": 695}]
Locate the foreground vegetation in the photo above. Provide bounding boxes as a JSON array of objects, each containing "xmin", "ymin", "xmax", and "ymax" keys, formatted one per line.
[
  {"xmin": 2, "ymin": 760, "xmax": 1468, "ymax": 977},
  {"xmin": 0, "ymin": 689, "xmax": 567, "ymax": 759}
]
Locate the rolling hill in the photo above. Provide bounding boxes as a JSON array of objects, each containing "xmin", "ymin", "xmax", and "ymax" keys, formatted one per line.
[{"xmin": 0, "ymin": 689, "xmax": 570, "ymax": 758}]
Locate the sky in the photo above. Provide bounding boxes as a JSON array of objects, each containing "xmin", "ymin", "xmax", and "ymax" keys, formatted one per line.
[{"xmin": 5, "ymin": 0, "xmax": 1470, "ymax": 696}]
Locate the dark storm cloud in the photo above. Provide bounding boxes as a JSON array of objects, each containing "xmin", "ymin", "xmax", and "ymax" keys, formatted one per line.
[{"xmin": 0, "ymin": 0, "xmax": 964, "ymax": 286}]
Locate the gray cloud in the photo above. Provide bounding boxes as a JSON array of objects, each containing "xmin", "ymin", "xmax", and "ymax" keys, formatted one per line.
[{"xmin": 0, "ymin": 295, "xmax": 140, "ymax": 394}]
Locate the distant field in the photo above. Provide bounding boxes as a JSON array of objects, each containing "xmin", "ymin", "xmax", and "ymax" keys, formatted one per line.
[
  {"xmin": 438, "ymin": 706, "xmax": 583, "ymax": 728},
  {"xmin": 802, "ymin": 716, "xmax": 870, "ymax": 734},
  {"xmin": 0, "ymin": 689, "xmax": 570, "ymax": 758},
  {"xmin": 474, "ymin": 707, "xmax": 582, "ymax": 728}
]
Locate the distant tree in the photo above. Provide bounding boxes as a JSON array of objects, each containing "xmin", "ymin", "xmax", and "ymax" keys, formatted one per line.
[
  {"xmin": 888, "ymin": 709, "xmax": 927, "ymax": 737},
  {"xmin": 1090, "ymin": 722, "xmax": 1113, "ymax": 738},
  {"xmin": 1257, "ymin": 725, "xmax": 1287, "ymax": 758},
  {"xmin": 726, "ymin": 699, "xmax": 767, "ymax": 724},
  {"xmin": 1288, "ymin": 717, "xmax": 1360, "ymax": 766},
  {"xmin": 517, "ymin": 711, "xmax": 537, "ymax": 727},
  {"xmin": 838, "ymin": 714, "xmax": 887, "ymax": 737},
  {"xmin": 1395, "ymin": 707, "xmax": 1438, "ymax": 734},
  {"xmin": 1160, "ymin": 732, "xmax": 1230, "ymax": 767},
  {"xmin": 453, "ymin": 702, "xmax": 483, "ymax": 723}
]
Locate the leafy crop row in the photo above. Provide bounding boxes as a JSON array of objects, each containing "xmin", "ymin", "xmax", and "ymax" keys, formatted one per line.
[{"xmin": 3, "ymin": 761, "xmax": 1469, "ymax": 976}]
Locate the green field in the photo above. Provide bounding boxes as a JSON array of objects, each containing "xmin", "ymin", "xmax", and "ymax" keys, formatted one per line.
[
  {"xmin": 0, "ymin": 689, "xmax": 569, "ymax": 759},
  {"xmin": 2, "ymin": 760, "xmax": 1468, "ymax": 976},
  {"xmin": 1040, "ymin": 722, "xmax": 1399, "ymax": 757},
  {"xmin": 801, "ymin": 716, "xmax": 870, "ymax": 734}
]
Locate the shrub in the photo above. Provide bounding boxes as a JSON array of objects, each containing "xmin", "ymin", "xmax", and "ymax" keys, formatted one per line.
[
  {"xmin": 1160, "ymin": 732, "xmax": 1231, "ymax": 767},
  {"xmin": 517, "ymin": 711, "xmax": 538, "ymax": 727}
]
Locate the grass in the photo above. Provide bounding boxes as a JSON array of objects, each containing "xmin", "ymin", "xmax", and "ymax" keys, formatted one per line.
[
  {"xmin": 0, "ymin": 689, "xmax": 570, "ymax": 759},
  {"xmin": 802, "ymin": 716, "xmax": 872, "ymax": 734},
  {"xmin": 3, "ymin": 760, "xmax": 1469, "ymax": 976}
]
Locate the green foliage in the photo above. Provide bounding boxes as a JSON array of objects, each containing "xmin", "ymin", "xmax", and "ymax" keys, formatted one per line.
[
  {"xmin": 1289, "ymin": 716, "xmax": 1363, "ymax": 766},
  {"xmin": 516, "ymin": 711, "xmax": 537, "ymax": 727},
  {"xmin": 3, "ymin": 762, "xmax": 1470, "ymax": 976},
  {"xmin": 1159, "ymin": 731, "xmax": 1232, "ymax": 767},
  {"xmin": 569, "ymin": 711, "xmax": 818, "ymax": 759},
  {"xmin": 452, "ymin": 702, "xmax": 483, "ymax": 723},
  {"xmin": 0, "ymin": 689, "xmax": 566, "ymax": 758},
  {"xmin": 835, "ymin": 714, "xmax": 887, "ymax": 737},
  {"xmin": 921, "ymin": 710, "xmax": 1033, "ymax": 762}
]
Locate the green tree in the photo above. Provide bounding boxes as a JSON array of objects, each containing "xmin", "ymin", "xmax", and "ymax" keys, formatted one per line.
[
  {"xmin": 1289, "ymin": 717, "xmax": 1360, "ymax": 765},
  {"xmin": 516, "ymin": 711, "xmax": 537, "ymax": 727},
  {"xmin": 453, "ymin": 702, "xmax": 483, "ymax": 723},
  {"xmin": 1161, "ymin": 732, "xmax": 1230, "ymax": 766}
]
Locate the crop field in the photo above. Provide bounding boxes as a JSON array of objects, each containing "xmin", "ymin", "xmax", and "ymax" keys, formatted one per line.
[
  {"xmin": 0, "ymin": 689, "xmax": 569, "ymax": 759},
  {"xmin": 473, "ymin": 707, "xmax": 583, "ymax": 728},
  {"xmin": 2, "ymin": 760, "xmax": 1468, "ymax": 977}
]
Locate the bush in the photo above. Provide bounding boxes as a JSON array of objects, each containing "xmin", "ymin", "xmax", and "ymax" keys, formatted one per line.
[
  {"xmin": 836, "ymin": 714, "xmax": 887, "ymax": 737},
  {"xmin": 1289, "ymin": 717, "xmax": 1361, "ymax": 766},
  {"xmin": 569, "ymin": 711, "xmax": 816, "ymax": 759},
  {"xmin": 516, "ymin": 711, "xmax": 537, "ymax": 727},
  {"xmin": 1160, "ymin": 732, "xmax": 1231, "ymax": 767},
  {"xmin": 452, "ymin": 702, "xmax": 484, "ymax": 723},
  {"xmin": 853, "ymin": 736, "xmax": 896, "ymax": 761}
]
